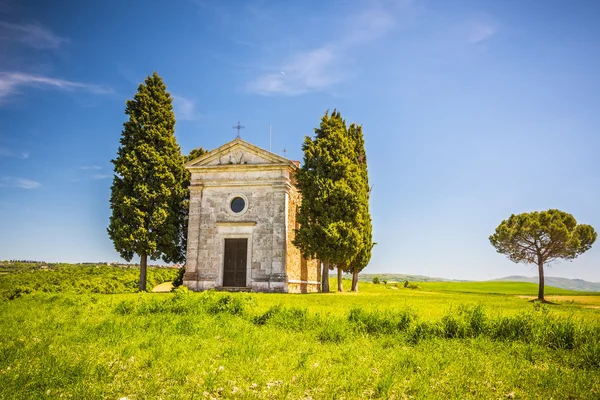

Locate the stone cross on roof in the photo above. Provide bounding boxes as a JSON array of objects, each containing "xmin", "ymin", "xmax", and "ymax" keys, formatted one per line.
[{"xmin": 232, "ymin": 121, "xmax": 245, "ymax": 138}]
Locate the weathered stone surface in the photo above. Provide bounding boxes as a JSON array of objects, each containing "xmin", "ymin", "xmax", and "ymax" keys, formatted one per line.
[
  {"xmin": 285, "ymin": 183, "xmax": 320, "ymax": 293},
  {"xmin": 183, "ymin": 138, "xmax": 320, "ymax": 293}
]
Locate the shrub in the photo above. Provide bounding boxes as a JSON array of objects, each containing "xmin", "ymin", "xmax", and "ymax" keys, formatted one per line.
[
  {"xmin": 489, "ymin": 313, "xmax": 534, "ymax": 342},
  {"xmin": 348, "ymin": 307, "xmax": 413, "ymax": 335},
  {"xmin": 172, "ymin": 265, "xmax": 185, "ymax": 288},
  {"xmin": 404, "ymin": 280, "xmax": 409, "ymax": 288},
  {"xmin": 463, "ymin": 304, "xmax": 487, "ymax": 336},
  {"xmin": 114, "ymin": 298, "xmax": 138, "ymax": 315},
  {"xmin": 407, "ymin": 283, "xmax": 420, "ymax": 290},
  {"xmin": 536, "ymin": 318, "xmax": 577, "ymax": 350},
  {"xmin": 1, "ymin": 285, "xmax": 34, "ymax": 300},
  {"xmin": 205, "ymin": 292, "xmax": 253, "ymax": 316},
  {"xmin": 577, "ymin": 341, "xmax": 600, "ymax": 369},
  {"xmin": 317, "ymin": 320, "xmax": 349, "ymax": 343},
  {"xmin": 252, "ymin": 305, "xmax": 312, "ymax": 331},
  {"xmin": 408, "ymin": 321, "xmax": 441, "ymax": 344},
  {"xmin": 372, "ymin": 277, "xmax": 380, "ymax": 284},
  {"xmin": 0, "ymin": 263, "xmax": 179, "ymax": 295},
  {"xmin": 441, "ymin": 314, "xmax": 467, "ymax": 338}
]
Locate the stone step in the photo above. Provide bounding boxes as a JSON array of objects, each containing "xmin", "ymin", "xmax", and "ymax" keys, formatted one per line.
[{"xmin": 214, "ymin": 286, "xmax": 252, "ymax": 292}]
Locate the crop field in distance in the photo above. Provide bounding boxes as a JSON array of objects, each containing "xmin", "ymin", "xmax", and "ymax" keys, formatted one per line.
[{"xmin": 1, "ymin": 263, "xmax": 599, "ymax": 399}]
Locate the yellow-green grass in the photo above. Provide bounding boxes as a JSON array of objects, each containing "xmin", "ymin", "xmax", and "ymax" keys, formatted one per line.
[
  {"xmin": 1, "ymin": 278, "xmax": 600, "ymax": 399},
  {"xmin": 417, "ymin": 281, "xmax": 598, "ymax": 296},
  {"xmin": 247, "ymin": 279, "xmax": 600, "ymax": 321}
]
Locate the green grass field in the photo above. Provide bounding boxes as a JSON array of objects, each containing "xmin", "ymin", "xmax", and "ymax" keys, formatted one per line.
[
  {"xmin": 1, "ymin": 267, "xmax": 599, "ymax": 399},
  {"xmin": 417, "ymin": 281, "xmax": 598, "ymax": 296}
]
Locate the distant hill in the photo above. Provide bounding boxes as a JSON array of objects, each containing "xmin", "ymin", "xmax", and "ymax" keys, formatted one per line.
[
  {"xmin": 357, "ymin": 273, "xmax": 600, "ymax": 292},
  {"xmin": 355, "ymin": 273, "xmax": 463, "ymax": 283},
  {"xmin": 492, "ymin": 276, "xmax": 600, "ymax": 292}
]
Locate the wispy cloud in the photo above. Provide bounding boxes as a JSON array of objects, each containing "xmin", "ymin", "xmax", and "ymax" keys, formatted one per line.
[
  {"xmin": 467, "ymin": 22, "xmax": 497, "ymax": 44},
  {"xmin": 78, "ymin": 165, "xmax": 102, "ymax": 170},
  {"xmin": 247, "ymin": 47, "xmax": 345, "ymax": 96},
  {"xmin": 0, "ymin": 21, "xmax": 68, "ymax": 49},
  {"xmin": 91, "ymin": 174, "xmax": 110, "ymax": 180},
  {"xmin": 246, "ymin": 3, "xmax": 405, "ymax": 96},
  {"xmin": 0, "ymin": 177, "xmax": 40, "ymax": 189},
  {"xmin": 0, "ymin": 71, "xmax": 113, "ymax": 101},
  {"xmin": 0, "ymin": 146, "xmax": 29, "ymax": 159},
  {"xmin": 172, "ymin": 94, "xmax": 199, "ymax": 121}
]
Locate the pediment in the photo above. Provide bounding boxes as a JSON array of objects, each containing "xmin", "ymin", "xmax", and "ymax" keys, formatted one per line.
[{"xmin": 186, "ymin": 138, "xmax": 296, "ymax": 169}]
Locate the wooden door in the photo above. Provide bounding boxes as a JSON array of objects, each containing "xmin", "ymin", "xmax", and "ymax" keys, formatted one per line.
[{"xmin": 223, "ymin": 238, "xmax": 248, "ymax": 287}]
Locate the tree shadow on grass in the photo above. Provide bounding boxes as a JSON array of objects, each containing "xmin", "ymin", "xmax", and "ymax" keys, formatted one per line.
[{"xmin": 528, "ymin": 299, "xmax": 558, "ymax": 305}]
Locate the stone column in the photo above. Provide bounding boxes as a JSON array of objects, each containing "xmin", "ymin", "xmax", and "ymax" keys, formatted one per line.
[{"xmin": 270, "ymin": 183, "xmax": 287, "ymax": 290}]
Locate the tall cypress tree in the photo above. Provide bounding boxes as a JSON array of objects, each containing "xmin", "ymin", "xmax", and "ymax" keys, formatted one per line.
[
  {"xmin": 294, "ymin": 110, "xmax": 363, "ymax": 293},
  {"xmin": 107, "ymin": 72, "xmax": 187, "ymax": 291},
  {"xmin": 346, "ymin": 123, "xmax": 373, "ymax": 292}
]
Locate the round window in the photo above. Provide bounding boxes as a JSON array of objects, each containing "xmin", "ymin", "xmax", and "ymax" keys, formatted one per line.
[{"xmin": 230, "ymin": 197, "xmax": 245, "ymax": 213}]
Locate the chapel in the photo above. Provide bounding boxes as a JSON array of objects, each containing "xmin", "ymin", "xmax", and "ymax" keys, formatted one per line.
[{"xmin": 182, "ymin": 137, "xmax": 320, "ymax": 293}]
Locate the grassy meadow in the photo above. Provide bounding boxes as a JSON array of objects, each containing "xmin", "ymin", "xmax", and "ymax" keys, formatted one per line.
[{"xmin": 1, "ymin": 266, "xmax": 600, "ymax": 399}]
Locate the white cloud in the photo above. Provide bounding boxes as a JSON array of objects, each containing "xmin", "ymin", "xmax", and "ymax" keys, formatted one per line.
[
  {"xmin": 0, "ymin": 71, "xmax": 113, "ymax": 101},
  {"xmin": 172, "ymin": 94, "xmax": 199, "ymax": 121},
  {"xmin": 0, "ymin": 177, "xmax": 40, "ymax": 189},
  {"xmin": 0, "ymin": 21, "xmax": 68, "ymax": 49},
  {"xmin": 339, "ymin": 6, "xmax": 397, "ymax": 47},
  {"xmin": 0, "ymin": 147, "xmax": 29, "ymax": 159},
  {"xmin": 78, "ymin": 165, "xmax": 102, "ymax": 170},
  {"xmin": 246, "ymin": 3, "xmax": 405, "ymax": 96},
  {"xmin": 467, "ymin": 22, "xmax": 497, "ymax": 44},
  {"xmin": 247, "ymin": 47, "xmax": 345, "ymax": 96},
  {"xmin": 91, "ymin": 174, "xmax": 110, "ymax": 180}
]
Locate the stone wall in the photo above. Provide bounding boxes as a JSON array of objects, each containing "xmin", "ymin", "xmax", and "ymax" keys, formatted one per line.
[
  {"xmin": 183, "ymin": 138, "xmax": 320, "ymax": 293},
  {"xmin": 285, "ymin": 183, "xmax": 320, "ymax": 293},
  {"xmin": 184, "ymin": 183, "xmax": 288, "ymax": 292}
]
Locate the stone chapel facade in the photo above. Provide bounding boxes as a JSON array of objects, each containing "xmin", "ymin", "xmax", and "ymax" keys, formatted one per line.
[{"xmin": 182, "ymin": 138, "xmax": 320, "ymax": 293}]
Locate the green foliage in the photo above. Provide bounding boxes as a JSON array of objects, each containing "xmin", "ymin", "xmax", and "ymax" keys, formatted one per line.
[
  {"xmin": 407, "ymin": 283, "xmax": 420, "ymax": 290},
  {"xmin": 184, "ymin": 146, "xmax": 207, "ymax": 163},
  {"xmin": 372, "ymin": 276, "xmax": 380, "ymax": 284},
  {"xmin": 348, "ymin": 307, "xmax": 414, "ymax": 334},
  {"xmin": 2, "ymin": 287, "xmax": 600, "ymax": 398},
  {"xmin": 490, "ymin": 209, "xmax": 596, "ymax": 265},
  {"xmin": 253, "ymin": 305, "xmax": 314, "ymax": 332},
  {"xmin": 294, "ymin": 111, "xmax": 372, "ymax": 292},
  {"xmin": 114, "ymin": 289, "xmax": 254, "ymax": 317},
  {"xmin": 345, "ymin": 123, "xmax": 373, "ymax": 283},
  {"xmin": 317, "ymin": 320, "xmax": 350, "ymax": 343},
  {"xmin": 172, "ymin": 265, "xmax": 185, "ymax": 288},
  {"xmin": 107, "ymin": 72, "xmax": 187, "ymax": 289},
  {"xmin": 490, "ymin": 209, "xmax": 596, "ymax": 301},
  {"xmin": 404, "ymin": 280, "xmax": 409, "ymax": 288},
  {"xmin": 0, "ymin": 263, "xmax": 177, "ymax": 299}
]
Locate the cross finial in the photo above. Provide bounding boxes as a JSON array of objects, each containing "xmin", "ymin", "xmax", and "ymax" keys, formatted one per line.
[
  {"xmin": 233, "ymin": 121, "xmax": 245, "ymax": 138},
  {"xmin": 283, "ymin": 148, "xmax": 287, "ymax": 158}
]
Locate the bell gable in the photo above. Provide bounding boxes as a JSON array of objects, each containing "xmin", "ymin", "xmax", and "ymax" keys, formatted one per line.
[{"xmin": 185, "ymin": 138, "xmax": 296, "ymax": 169}]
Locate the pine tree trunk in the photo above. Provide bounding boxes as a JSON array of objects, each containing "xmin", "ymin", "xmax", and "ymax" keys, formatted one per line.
[
  {"xmin": 337, "ymin": 267, "xmax": 344, "ymax": 292},
  {"xmin": 351, "ymin": 268, "xmax": 359, "ymax": 292},
  {"xmin": 322, "ymin": 260, "xmax": 330, "ymax": 293},
  {"xmin": 139, "ymin": 252, "xmax": 147, "ymax": 292},
  {"xmin": 537, "ymin": 260, "xmax": 545, "ymax": 301}
]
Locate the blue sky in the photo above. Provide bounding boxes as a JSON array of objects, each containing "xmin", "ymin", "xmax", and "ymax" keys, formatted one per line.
[{"xmin": 1, "ymin": 0, "xmax": 599, "ymax": 281}]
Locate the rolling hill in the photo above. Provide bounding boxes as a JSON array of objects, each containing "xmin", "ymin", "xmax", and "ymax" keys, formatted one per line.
[
  {"xmin": 358, "ymin": 273, "xmax": 600, "ymax": 292},
  {"xmin": 492, "ymin": 275, "xmax": 600, "ymax": 292}
]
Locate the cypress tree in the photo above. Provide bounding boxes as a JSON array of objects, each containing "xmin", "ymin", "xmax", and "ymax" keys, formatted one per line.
[
  {"xmin": 107, "ymin": 72, "xmax": 187, "ymax": 291},
  {"xmin": 294, "ymin": 110, "xmax": 363, "ymax": 293},
  {"xmin": 346, "ymin": 123, "xmax": 373, "ymax": 292}
]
